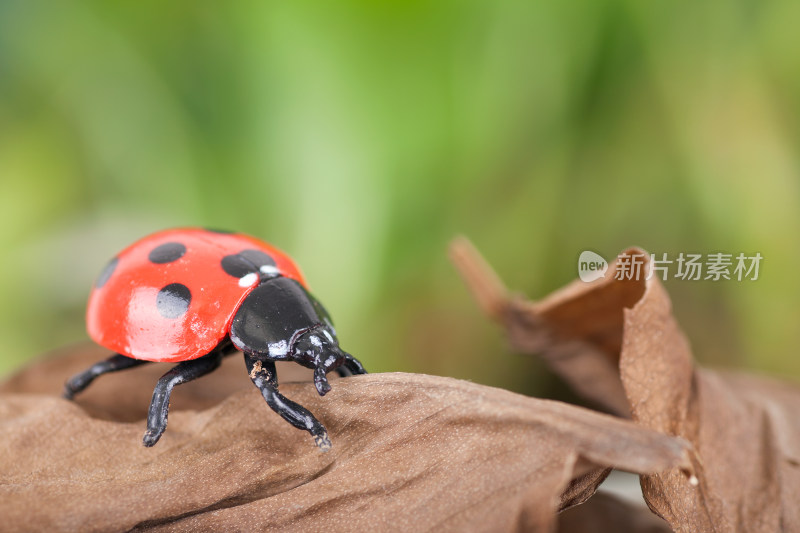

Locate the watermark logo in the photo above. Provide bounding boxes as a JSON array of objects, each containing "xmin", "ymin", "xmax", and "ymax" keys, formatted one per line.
[
  {"xmin": 578, "ymin": 250, "xmax": 608, "ymax": 282},
  {"xmin": 578, "ymin": 250, "xmax": 763, "ymax": 282}
]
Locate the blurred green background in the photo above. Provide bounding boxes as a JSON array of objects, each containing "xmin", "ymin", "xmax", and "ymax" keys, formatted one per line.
[{"xmin": 1, "ymin": 1, "xmax": 799, "ymax": 397}]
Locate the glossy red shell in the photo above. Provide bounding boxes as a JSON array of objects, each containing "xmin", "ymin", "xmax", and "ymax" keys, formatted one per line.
[{"xmin": 86, "ymin": 228, "xmax": 307, "ymax": 363}]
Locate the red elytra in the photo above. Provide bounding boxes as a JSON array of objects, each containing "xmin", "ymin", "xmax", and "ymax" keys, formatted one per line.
[{"xmin": 87, "ymin": 228, "xmax": 307, "ymax": 363}]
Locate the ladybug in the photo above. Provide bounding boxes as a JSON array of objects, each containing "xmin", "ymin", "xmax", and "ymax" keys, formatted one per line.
[{"xmin": 63, "ymin": 228, "xmax": 366, "ymax": 450}]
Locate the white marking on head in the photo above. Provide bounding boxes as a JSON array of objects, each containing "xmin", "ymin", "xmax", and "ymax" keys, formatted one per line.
[
  {"xmin": 260, "ymin": 265, "xmax": 279, "ymax": 276},
  {"xmin": 239, "ymin": 272, "xmax": 259, "ymax": 287},
  {"xmin": 309, "ymin": 335, "xmax": 322, "ymax": 347},
  {"xmin": 268, "ymin": 340, "xmax": 289, "ymax": 357},
  {"xmin": 322, "ymin": 330, "xmax": 335, "ymax": 343}
]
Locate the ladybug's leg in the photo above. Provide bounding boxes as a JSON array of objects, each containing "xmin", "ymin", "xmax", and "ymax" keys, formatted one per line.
[
  {"xmin": 63, "ymin": 354, "xmax": 149, "ymax": 400},
  {"xmin": 244, "ymin": 352, "xmax": 332, "ymax": 451},
  {"xmin": 313, "ymin": 363, "xmax": 335, "ymax": 396},
  {"xmin": 335, "ymin": 352, "xmax": 367, "ymax": 377},
  {"xmin": 143, "ymin": 352, "xmax": 223, "ymax": 447}
]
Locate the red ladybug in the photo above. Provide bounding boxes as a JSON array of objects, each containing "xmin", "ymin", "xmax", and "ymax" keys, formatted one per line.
[{"xmin": 64, "ymin": 228, "xmax": 366, "ymax": 449}]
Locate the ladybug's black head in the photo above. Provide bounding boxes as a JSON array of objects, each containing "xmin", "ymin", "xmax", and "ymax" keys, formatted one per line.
[
  {"xmin": 292, "ymin": 326, "xmax": 347, "ymax": 396},
  {"xmin": 229, "ymin": 277, "xmax": 360, "ymax": 396}
]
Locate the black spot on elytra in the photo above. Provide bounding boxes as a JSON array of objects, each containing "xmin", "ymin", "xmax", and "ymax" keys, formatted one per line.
[
  {"xmin": 156, "ymin": 283, "xmax": 191, "ymax": 319},
  {"xmin": 221, "ymin": 249, "xmax": 276, "ymax": 278},
  {"xmin": 95, "ymin": 257, "xmax": 119, "ymax": 288},
  {"xmin": 149, "ymin": 242, "xmax": 186, "ymax": 264}
]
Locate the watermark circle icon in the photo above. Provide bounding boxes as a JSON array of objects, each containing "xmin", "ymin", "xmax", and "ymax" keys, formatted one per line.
[{"xmin": 578, "ymin": 251, "xmax": 608, "ymax": 282}]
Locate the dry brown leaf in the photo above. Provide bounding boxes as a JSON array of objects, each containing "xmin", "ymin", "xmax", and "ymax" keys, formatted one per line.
[
  {"xmin": 451, "ymin": 237, "xmax": 800, "ymax": 532},
  {"xmin": 0, "ymin": 345, "xmax": 690, "ymax": 532},
  {"xmin": 556, "ymin": 492, "xmax": 672, "ymax": 533}
]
